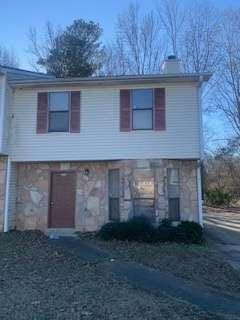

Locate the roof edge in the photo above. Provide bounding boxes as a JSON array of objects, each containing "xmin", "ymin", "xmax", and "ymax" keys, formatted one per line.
[
  {"xmin": 0, "ymin": 64, "xmax": 54, "ymax": 78},
  {"xmin": 9, "ymin": 73, "xmax": 212, "ymax": 88}
]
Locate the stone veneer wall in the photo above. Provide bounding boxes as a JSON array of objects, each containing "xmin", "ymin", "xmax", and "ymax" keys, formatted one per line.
[
  {"xmin": 16, "ymin": 159, "xmax": 199, "ymax": 232},
  {"xmin": 0, "ymin": 157, "xmax": 7, "ymax": 231},
  {"xmin": 118, "ymin": 159, "xmax": 199, "ymax": 224}
]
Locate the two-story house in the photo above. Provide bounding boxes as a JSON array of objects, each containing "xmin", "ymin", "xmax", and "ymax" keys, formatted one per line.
[{"xmin": 0, "ymin": 57, "xmax": 210, "ymax": 234}]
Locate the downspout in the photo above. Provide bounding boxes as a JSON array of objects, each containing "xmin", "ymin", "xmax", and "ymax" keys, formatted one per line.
[
  {"xmin": 198, "ymin": 75, "xmax": 204, "ymax": 158},
  {"xmin": 3, "ymin": 157, "xmax": 11, "ymax": 232},
  {"xmin": 197, "ymin": 76, "xmax": 204, "ymax": 226},
  {"xmin": 0, "ymin": 72, "xmax": 10, "ymax": 232},
  {"xmin": 197, "ymin": 163, "xmax": 203, "ymax": 226}
]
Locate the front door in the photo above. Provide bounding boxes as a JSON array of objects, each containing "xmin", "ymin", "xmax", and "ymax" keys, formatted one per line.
[{"xmin": 49, "ymin": 171, "xmax": 76, "ymax": 228}]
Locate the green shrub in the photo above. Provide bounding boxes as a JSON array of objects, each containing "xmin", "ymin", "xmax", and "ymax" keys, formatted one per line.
[
  {"xmin": 98, "ymin": 218, "xmax": 204, "ymax": 244},
  {"xmin": 155, "ymin": 221, "xmax": 203, "ymax": 244},
  {"xmin": 97, "ymin": 217, "xmax": 155, "ymax": 242},
  {"xmin": 177, "ymin": 221, "xmax": 204, "ymax": 244},
  {"xmin": 155, "ymin": 224, "xmax": 177, "ymax": 242},
  {"xmin": 161, "ymin": 218, "xmax": 172, "ymax": 227},
  {"xmin": 205, "ymin": 189, "xmax": 232, "ymax": 207}
]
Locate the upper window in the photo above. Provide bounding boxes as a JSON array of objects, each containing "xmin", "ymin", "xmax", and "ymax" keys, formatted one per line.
[
  {"xmin": 49, "ymin": 92, "xmax": 69, "ymax": 132},
  {"xmin": 132, "ymin": 89, "xmax": 153, "ymax": 130}
]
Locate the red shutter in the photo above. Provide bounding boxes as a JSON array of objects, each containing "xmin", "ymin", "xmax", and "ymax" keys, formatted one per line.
[
  {"xmin": 37, "ymin": 92, "xmax": 48, "ymax": 133},
  {"xmin": 70, "ymin": 91, "xmax": 80, "ymax": 133},
  {"xmin": 120, "ymin": 89, "xmax": 131, "ymax": 131},
  {"xmin": 154, "ymin": 88, "xmax": 166, "ymax": 130}
]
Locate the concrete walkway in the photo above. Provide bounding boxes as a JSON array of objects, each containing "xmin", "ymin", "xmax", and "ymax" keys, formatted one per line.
[
  {"xmin": 205, "ymin": 208, "xmax": 240, "ymax": 271},
  {"xmin": 52, "ymin": 237, "xmax": 240, "ymax": 317}
]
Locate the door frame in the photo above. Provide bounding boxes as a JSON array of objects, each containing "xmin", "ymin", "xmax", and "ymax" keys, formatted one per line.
[{"xmin": 48, "ymin": 170, "xmax": 76, "ymax": 228}]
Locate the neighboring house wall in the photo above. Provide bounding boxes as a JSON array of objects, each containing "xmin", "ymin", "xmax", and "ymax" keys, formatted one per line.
[
  {"xmin": 0, "ymin": 76, "xmax": 3, "ymax": 113},
  {"xmin": 0, "ymin": 157, "xmax": 7, "ymax": 230},
  {"xmin": 0, "ymin": 75, "xmax": 12, "ymax": 154},
  {"xmin": 15, "ymin": 159, "xmax": 199, "ymax": 232},
  {"xmin": 0, "ymin": 75, "xmax": 5, "ymax": 153},
  {"xmin": 10, "ymin": 83, "xmax": 200, "ymax": 162},
  {"xmin": 2, "ymin": 83, "xmax": 12, "ymax": 154}
]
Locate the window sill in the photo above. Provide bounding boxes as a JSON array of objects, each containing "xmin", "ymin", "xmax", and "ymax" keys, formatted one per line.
[{"xmin": 44, "ymin": 131, "xmax": 79, "ymax": 135}]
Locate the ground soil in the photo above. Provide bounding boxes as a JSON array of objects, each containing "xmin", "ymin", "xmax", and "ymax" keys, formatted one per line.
[
  {"xmin": 78, "ymin": 232, "xmax": 240, "ymax": 297},
  {"xmin": 0, "ymin": 231, "xmax": 238, "ymax": 319}
]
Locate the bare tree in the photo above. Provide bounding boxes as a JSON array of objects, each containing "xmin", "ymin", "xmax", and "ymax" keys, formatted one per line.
[
  {"xmin": 215, "ymin": 9, "xmax": 240, "ymax": 141},
  {"xmin": 101, "ymin": 39, "xmax": 130, "ymax": 76},
  {"xmin": 157, "ymin": 0, "xmax": 185, "ymax": 57},
  {"xmin": 181, "ymin": 2, "xmax": 221, "ymax": 73},
  {"xmin": 27, "ymin": 21, "xmax": 61, "ymax": 72},
  {"xmin": 103, "ymin": 3, "xmax": 166, "ymax": 75},
  {"xmin": 0, "ymin": 45, "xmax": 19, "ymax": 67},
  {"xmin": 204, "ymin": 143, "xmax": 240, "ymax": 205}
]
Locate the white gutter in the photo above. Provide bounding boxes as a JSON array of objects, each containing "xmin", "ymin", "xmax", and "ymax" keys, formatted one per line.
[
  {"xmin": 198, "ymin": 77, "xmax": 204, "ymax": 158},
  {"xmin": 197, "ymin": 78, "xmax": 204, "ymax": 226},
  {"xmin": 9, "ymin": 73, "xmax": 212, "ymax": 88},
  {"xmin": 3, "ymin": 157, "xmax": 11, "ymax": 232},
  {"xmin": 0, "ymin": 73, "xmax": 7, "ymax": 153}
]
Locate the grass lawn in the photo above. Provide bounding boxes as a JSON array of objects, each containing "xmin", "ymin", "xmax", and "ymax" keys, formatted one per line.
[{"xmin": 0, "ymin": 231, "xmax": 239, "ymax": 320}]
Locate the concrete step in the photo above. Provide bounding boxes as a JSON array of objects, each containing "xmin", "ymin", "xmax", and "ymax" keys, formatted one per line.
[{"xmin": 46, "ymin": 228, "xmax": 77, "ymax": 239}]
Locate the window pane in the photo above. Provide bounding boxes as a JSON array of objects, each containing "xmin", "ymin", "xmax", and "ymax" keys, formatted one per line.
[
  {"xmin": 133, "ymin": 169, "xmax": 154, "ymax": 198},
  {"xmin": 168, "ymin": 168, "xmax": 179, "ymax": 185},
  {"xmin": 108, "ymin": 169, "xmax": 120, "ymax": 222},
  {"xmin": 49, "ymin": 112, "xmax": 69, "ymax": 132},
  {"xmin": 167, "ymin": 168, "xmax": 180, "ymax": 198},
  {"xmin": 49, "ymin": 92, "xmax": 69, "ymax": 111},
  {"xmin": 132, "ymin": 89, "xmax": 152, "ymax": 109},
  {"xmin": 168, "ymin": 198, "xmax": 180, "ymax": 221},
  {"xmin": 109, "ymin": 198, "xmax": 120, "ymax": 222},
  {"xmin": 134, "ymin": 199, "xmax": 155, "ymax": 222},
  {"xmin": 133, "ymin": 110, "xmax": 152, "ymax": 129}
]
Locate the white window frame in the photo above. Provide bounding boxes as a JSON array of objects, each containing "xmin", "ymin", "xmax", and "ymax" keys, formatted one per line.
[
  {"xmin": 131, "ymin": 89, "xmax": 153, "ymax": 130},
  {"xmin": 48, "ymin": 92, "xmax": 70, "ymax": 132}
]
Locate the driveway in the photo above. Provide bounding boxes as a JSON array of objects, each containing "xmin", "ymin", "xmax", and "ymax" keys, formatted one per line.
[{"xmin": 204, "ymin": 207, "xmax": 240, "ymax": 271}]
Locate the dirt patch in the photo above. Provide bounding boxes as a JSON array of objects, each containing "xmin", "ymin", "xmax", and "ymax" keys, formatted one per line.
[
  {"xmin": 78, "ymin": 232, "xmax": 240, "ymax": 297},
  {"xmin": 0, "ymin": 231, "xmax": 237, "ymax": 319}
]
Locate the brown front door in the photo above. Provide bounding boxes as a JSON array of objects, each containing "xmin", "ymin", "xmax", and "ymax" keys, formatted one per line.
[{"xmin": 49, "ymin": 171, "xmax": 76, "ymax": 228}]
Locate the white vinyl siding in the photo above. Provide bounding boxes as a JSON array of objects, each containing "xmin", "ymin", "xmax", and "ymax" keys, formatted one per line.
[{"xmin": 9, "ymin": 83, "xmax": 200, "ymax": 161}]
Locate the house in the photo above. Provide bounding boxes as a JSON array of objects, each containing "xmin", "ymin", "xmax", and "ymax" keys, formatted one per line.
[{"xmin": 0, "ymin": 57, "xmax": 210, "ymax": 233}]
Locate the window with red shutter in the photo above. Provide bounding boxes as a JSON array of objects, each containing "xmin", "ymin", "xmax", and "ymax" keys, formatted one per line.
[{"xmin": 38, "ymin": 91, "xmax": 81, "ymax": 133}]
